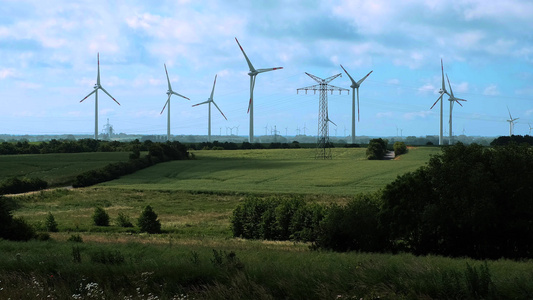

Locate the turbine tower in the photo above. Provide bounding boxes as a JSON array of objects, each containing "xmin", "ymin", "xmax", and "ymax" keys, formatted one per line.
[
  {"xmin": 446, "ymin": 74, "xmax": 467, "ymax": 145},
  {"xmin": 192, "ymin": 74, "xmax": 227, "ymax": 142},
  {"xmin": 297, "ymin": 72, "xmax": 348, "ymax": 159},
  {"xmin": 340, "ymin": 65, "xmax": 373, "ymax": 144},
  {"xmin": 160, "ymin": 64, "xmax": 190, "ymax": 141},
  {"xmin": 235, "ymin": 37, "xmax": 283, "ymax": 143},
  {"xmin": 506, "ymin": 106, "xmax": 519, "ymax": 136},
  {"xmin": 430, "ymin": 59, "xmax": 450, "ymax": 145},
  {"xmin": 80, "ymin": 53, "xmax": 120, "ymax": 140}
]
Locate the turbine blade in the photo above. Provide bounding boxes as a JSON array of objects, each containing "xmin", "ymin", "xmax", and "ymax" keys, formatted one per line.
[
  {"xmin": 164, "ymin": 64, "xmax": 172, "ymax": 91},
  {"xmin": 328, "ymin": 118, "xmax": 337, "ymax": 126},
  {"xmin": 430, "ymin": 94, "xmax": 443, "ymax": 109},
  {"xmin": 210, "ymin": 74, "xmax": 217, "ymax": 100},
  {"xmin": 357, "ymin": 70, "xmax": 373, "ymax": 86},
  {"xmin": 256, "ymin": 67, "xmax": 283, "ymax": 73},
  {"xmin": 247, "ymin": 98, "xmax": 252, "ymax": 114},
  {"xmin": 213, "ymin": 101, "xmax": 227, "ymax": 120},
  {"xmin": 455, "ymin": 100, "xmax": 463, "ymax": 107},
  {"xmin": 340, "ymin": 64, "xmax": 356, "ymax": 85},
  {"xmin": 192, "ymin": 100, "xmax": 209, "ymax": 107},
  {"xmin": 160, "ymin": 95, "xmax": 170, "ymax": 114},
  {"xmin": 100, "ymin": 87, "xmax": 120, "ymax": 105},
  {"xmin": 235, "ymin": 37, "xmax": 256, "ymax": 72},
  {"xmin": 507, "ymin": 106, "xmax": 513, "ymax": 119},
  {"xmin": 80, "ymin": 89, "xmax": 97, "ymax": 102},
  {"xmin": 446, "ymin": 74, "xmax": 454, "ymax": 97},
  {"xmin": 441, "ymin": 58, "xmax": 446, "ymax": 91},
  {"xmin": 97, "ymin": 53, "xmax": 100, "ymax": 86},
  {"xmin": 172, "ymin": 91, "xmax": 190, "ymax": 100}
]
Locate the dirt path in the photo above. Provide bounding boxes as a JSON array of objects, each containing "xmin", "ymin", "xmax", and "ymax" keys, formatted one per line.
[
  {"xmin": 383, "ymin": 150, "xmax": 395, "ymax": 160},
  {"xmin": 3, "ymin": 186, "xmax": 74, "ymax": 197}
]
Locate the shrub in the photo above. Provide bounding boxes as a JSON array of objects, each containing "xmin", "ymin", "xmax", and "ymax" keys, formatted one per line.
[
  {"xmin": 45, "ymin": 212, "xmax": 59, "ymax": 232},
  {"xmin": 366, "ymin": 138, "xmax": 388, "ymax": 160},
  {"xmin": 92, "ymin": 207, "xmax": 110, "ymax": 226},
  {"xmin": 67, "ymin": 234, "xmax": 83, "ymax": 243},
  {"xmin": 138, "ymin": 205, "xmax": 161, "ymax": 233},
  {"xmin": 0, "ymin": 197, "xmax": 35, "ymax": 241},
  {"xmin": 393, "ymin": 141, "xmax": 407, "ymax": 156},
  {"xmin": 116, "ymin": 212, "xmax": 133, "ymax": 227},
  {"xmin": 0, "ymin": 177, "xmax": 47, "ymax": 195}
]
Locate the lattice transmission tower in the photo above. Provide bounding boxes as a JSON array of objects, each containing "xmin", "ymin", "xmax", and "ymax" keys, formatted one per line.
[{"xmin": 297, "ymin": 73, "xmax": 349, "ymax": 159}]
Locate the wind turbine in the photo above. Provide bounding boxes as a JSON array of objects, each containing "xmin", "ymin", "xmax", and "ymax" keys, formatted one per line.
[
  {"xmin": 80, "ymin": 53, "xmax": 120, "ymax": 140},
  {"xmin": 235, "ymin": 37, "xmax": 283, "ymax": 143},
  {"xmin": 192, "ymin": 74, "xmax": 227, "ymax": 142},
  {"xmin": 430, "ymin": 59, "xmax": 450, "ymax": 145},
  {"xmin": 446, "ymin": 74, "xmax": 467, "ymax": 145},
  {"xmin": 506, "ymin": 106, "xmax": 519, "ymax": 136},
  {"xmin": 528, "ymin": 123, "xmax": 532, "ymax": 135},
  {"xmin": 160, "ymin": 64, "xmax": 190, "ymax": 141},
  {"xmin": 340, "ymin": 64, "xmax": 373, "ymax": 144}
]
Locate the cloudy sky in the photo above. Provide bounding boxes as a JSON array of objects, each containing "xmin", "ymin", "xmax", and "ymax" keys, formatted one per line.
[{"xmin": 1, "ymin": 0, "xmax": 533, "ymax": 139}]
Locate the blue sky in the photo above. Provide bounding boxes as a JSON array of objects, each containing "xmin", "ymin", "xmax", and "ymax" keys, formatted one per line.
[{"xmin": 1, "ymin": 0, "xmax": 532, "ymax": 138}]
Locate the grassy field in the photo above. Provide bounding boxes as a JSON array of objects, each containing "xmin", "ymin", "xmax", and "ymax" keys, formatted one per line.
[
  {"xmin": 0, "ymin": 152, "xmax": 131, "ymax": 186},
  {"xmin": 4, "ymin": 147, "xmax": 533, "ymax": 299},
  {"xmin": 100, "ymin": 147, "xmax": 440, "ymax": 195}
]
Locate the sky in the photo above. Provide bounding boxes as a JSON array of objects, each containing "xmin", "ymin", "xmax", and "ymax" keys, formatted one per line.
[{"xmin": 1, "ymin": 0, "xmax": 533, "ymax": 139}]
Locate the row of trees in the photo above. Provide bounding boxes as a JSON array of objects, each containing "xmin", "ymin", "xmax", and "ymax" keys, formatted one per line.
[{"xmin": 232, "ymin": 143, "xmax": 533, "ymax": 259}]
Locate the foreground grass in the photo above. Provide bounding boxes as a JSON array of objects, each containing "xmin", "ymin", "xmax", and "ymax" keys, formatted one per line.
[
  {"xmin": 1, "ymin": 237, "xmax": 532, "ymax": 299},
  {"xmin": 0, "ymin": 152, "xmax": 131, "ymax": 187},
  {"xmin": 100, "ymin": 147, "xmax": 440, "ymax": 195}
]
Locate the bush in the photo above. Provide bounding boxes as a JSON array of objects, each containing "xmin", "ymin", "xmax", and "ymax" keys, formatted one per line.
[
  {"xmin": 0, "ymin": 197, "xmax": 35, "ymax": 241},
  {"xmin": 67, "ymin": 234, "xmax": 83, "ymax": 243},
  {"xmin": 138, "ymin": 205, "xmax": 161, "ymax": 233},
  {"xmin": 314, "ymin": 193, "xmax": 388, "ymax": 252},
  {"xmin": 45, "ymin": 212, "xmax": 59, "ymax": 232},
  {"xmin": 0, "ymin": 177, "xmax": 47, "ymax": 195},
  {"xmin": 366, "ymin": 138, "xmax": 388, "ymax": 160},
  {"xmin": 92, "ymin": 207, "xmax": 110, "ymax": 226},
  {"xmin": 393, "ymin": 141, "xmax": 407, "ymax": 156},
  {"xmin": 116, "ymin": 212, "xmax": 133, "ymax": 227}
]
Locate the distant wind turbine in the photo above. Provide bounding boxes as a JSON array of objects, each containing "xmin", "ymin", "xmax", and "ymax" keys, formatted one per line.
[
  {"xmin": 192, "ymin": 75, "xmax": 227, "ymax": 142},
  {"xmin": 430, "ymin": 59, "xmax": 450, "ymax": 145},
  {"xmin": 160, "ymin": 64, "xmax": 190, "ymax": 141},
  {"xmin": 528, "ymin": 123, "xmax": 532, "ymax": 135},
  {"xmin": 80, "ymin": 53, "xmax": 120, "ymax": 140},
  {"xmin": 235, "ymin": 37, "xmax": 283, "ymax": 143},
  {"xmin": 340, "ymin": 64, "xmax": 373, "ymax": 144},
  {"xmin": 446, "ymin": 74, "xmax": 467, "ymax": 145},
  {"xmin": 506, "ymin": 106, "xmax": 519, "ymax": 136}
]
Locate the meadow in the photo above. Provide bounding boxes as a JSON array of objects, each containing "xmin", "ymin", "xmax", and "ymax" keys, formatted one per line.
[
  {"xmin": 2, "ymin": 146, "xmax": 533, "ymax": 299},
  {"xmin": 0, "ymin": 152, "xmax": 131, "ymax": 187}
]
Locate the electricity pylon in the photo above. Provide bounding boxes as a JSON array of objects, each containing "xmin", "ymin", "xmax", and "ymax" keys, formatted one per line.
[{"xmin": 297, "ymin": 72, "xmax": 348, "ymax": 159}]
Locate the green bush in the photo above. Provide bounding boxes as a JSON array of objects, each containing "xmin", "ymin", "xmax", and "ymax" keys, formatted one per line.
[
  {"xmin": 116, "ymin": 212, "xmax": 133, "ymax": 227},
  {"xmin": 0, "ymin": 177, "xmax": 47, "ymax": 195},
  {"xmin": 92, "ymin": 207, "xmax": 110, "ymax": 226},
  {"xmin": 314, "ymin": 193, "xmax": 388, "ymax": 252},
  {"xmin": 137, "ymin": 205, "xmax": 161, "ymax": 233},
  {"xmin": 393, "ymin": 141, "xmax": 407, "ymax": 156},
  {"xmin": 0, "ymin": 197, "xmax": 35, "ymax": 241},
  {"xmin": 45, "ymin": 212, "xmax": 58, "ymax": 232},
  {"xmin": 366, "ymin": 138, "xmax": 388, "ymax": 160}
]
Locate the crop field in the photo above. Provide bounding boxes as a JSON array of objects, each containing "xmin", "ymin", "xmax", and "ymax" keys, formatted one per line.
[
  {"xmin": 100, "ymin": 147, "xmax": 440, "ymax": 195},
  {"xmin": 0, "ymin": 152, "xmax": 131, "ymax": 186}
]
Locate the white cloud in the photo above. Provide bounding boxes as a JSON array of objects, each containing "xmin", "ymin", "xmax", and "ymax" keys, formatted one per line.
[
  {"xmin": 376, "ymin": 111, "xmax": 394, "ymax": 118},
  {"xmin": 483, "ymin": 84, "xmax": 499, "ymax": 96},
  {"xmin": 418, "ymin": 83, "xmax": 435, "ymax": 94},
  {"xmin": 0, "ymin": 68, "xmax": 16, "ymax": 80},
  {"xmin": 403, "ymin": 111, "xmax": 433, "ymax": 120}
]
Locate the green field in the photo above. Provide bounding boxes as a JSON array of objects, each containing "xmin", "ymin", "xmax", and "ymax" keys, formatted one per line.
[
  {"xmin": 4, "ymin": 146, "xmax": 532, "ymax": 299},
  {"xmin": 100, "ymin": 147, "xmax": 440, "ymax": 195},
  {"xmin": 0, "ymin": 152, "xmax": 131, "ymax": 186}
]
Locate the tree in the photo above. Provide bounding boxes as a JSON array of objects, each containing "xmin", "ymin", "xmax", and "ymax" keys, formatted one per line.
[
  {"xmin": 45, "ymin": 212, "xmax": 59, "ymax": 232},
  {"xmin": 138, "ymin": 205, "xmax": 161, "ymax": 233},
  {"xmin": 380, "ymin": 143, "xmax": 533, "ymax": 259},
  {"xmin": 366, "ymin": 138, "xmax": 388, "ymax": 160},
  {"xmin": 92, "ymin": 207, "xmax": 110, "ymax": 226}
]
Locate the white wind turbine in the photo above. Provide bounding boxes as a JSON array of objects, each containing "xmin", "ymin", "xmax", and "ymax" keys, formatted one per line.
[
  {"xmin": 446, "ymin": 74, "xmax": 467, "ymax": 145},
  {"xmin": 340, "ymin": 65, "xmax": 373, "ymax": 144},
  {"xmin": 235, "ymin": 37, "xmax": 283, "ymax": 143},
  {"xmin": 80, "ymin": 53, "xmax": 120, "ymax": 140},
  {"xmin": 506, "ymin": 106, "xmax": 519, "ymax": 136},
  {"xmin": 528, "ymin": 123, "xmax": 532, "ymax": 135},
  {"xmin": 192, "ymin": 74, "xmax": 227, "ymax": 142},
  {"xmin": 430, "ymin": 59, "xmax": 450, "ymax": 145},
  {"xmin": 160, "ymin": 64, "xmax": 190, "ymax": 141}
]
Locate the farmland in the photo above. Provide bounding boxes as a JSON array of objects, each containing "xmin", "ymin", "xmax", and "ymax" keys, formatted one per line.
[{"xmin": 2, "ymin": 146, "xmax": 533, "ymax": 299}]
